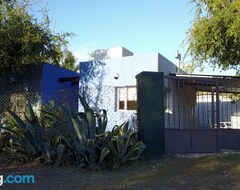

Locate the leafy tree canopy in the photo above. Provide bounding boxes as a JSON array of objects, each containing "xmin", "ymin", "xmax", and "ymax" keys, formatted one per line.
[
  {"xmin": 186, "ymin": 0, "xmax": 240, "ymax": 72},
  {"xmin": 181, "ymin": 62, "xmax": 199, "ymax": 74},
  {"xmin": 0, "ymin": 0, "xmax": 75, "ymax": 79},
  {"xmin": 89, "ymin": 49, "xmax": 109, "ymax": 61},
  {"xmin": 61, "ymin": 50, "xmax": 78, "ymax": 71}
]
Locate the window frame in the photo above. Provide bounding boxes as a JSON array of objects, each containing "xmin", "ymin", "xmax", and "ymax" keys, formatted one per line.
[{"xmin": 116, "ymin": 86, "xmax": 137, "ymax": 112}]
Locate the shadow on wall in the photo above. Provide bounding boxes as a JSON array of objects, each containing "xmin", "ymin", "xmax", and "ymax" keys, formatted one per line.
[
  {"xmin": 79, "ymin": 61, "xmax": 137, "ymax": 131},
  {"xmin": 80, "ymin": 61, "xmax": 107, "ymax": 109}
]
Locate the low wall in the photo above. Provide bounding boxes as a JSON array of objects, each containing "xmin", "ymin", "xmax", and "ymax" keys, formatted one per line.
[
  {"xmin": 166, "ymin": 128, "xmax": 240, "ymax": 153},
  {"xmin": 165, "ymin": 128, "xmax": 219, "ymax": 153}
]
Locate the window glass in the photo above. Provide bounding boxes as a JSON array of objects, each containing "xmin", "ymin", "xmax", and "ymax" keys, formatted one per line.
[
  {"xmin": 119, "ymin": 101, "xmax": 125, "ymax": 110},
  {"xmin": 119, "ymin": 88, "xmax": 126, "ymax": 101},
  {"xmin": 127, "ymin": 87, "xmax": 137, "ymax": 100},
  {"xmin": 127, "ymin": 100, "xmax": 137, "ymax": 110},
  {"xmin": 117, "ymin": 86, "xmax": 137, "ymax": 111}
]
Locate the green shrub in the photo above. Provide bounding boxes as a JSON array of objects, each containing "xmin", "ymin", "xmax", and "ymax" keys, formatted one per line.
[
  {"xmin": 98, "ymin": 123, "xmax": 146, "ymax": 169},
  {"xmin": 0, "ymin": 102, "xmax": 65, "ymax": 167},
  {"xmin": 0, "ymin": 95, "xmax": 146, "ymax": 169}
]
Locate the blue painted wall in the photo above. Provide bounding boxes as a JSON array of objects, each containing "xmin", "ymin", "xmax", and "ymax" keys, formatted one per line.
[
  {"xmin": 0, "ymin": 63, "xmax": 80, "ymax": 114},
  {"xmin": 42, "ymin": 63, "xmax": 79, "ymax": 111}
]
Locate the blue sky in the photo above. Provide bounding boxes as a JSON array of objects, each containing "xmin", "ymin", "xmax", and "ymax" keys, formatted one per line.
[{"xmin": 38, "ymin": 0, "xmax": 235, "ymax": 75}]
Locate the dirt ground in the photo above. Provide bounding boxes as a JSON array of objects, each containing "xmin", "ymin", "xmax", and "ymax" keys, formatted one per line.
[{"xmin": 1, "ymin": 153, "xmax": 240, "ymax": 190}]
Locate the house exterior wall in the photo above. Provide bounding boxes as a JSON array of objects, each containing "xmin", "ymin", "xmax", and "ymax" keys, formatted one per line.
[
  {"xmin": 0, "ymin": 63, "xmax": 79, "ymax": 119},
  {"xmin": 158, "ymin": 54, "xmax": 178, "ymax": 75},
  {"xmin": 107, "ymin": 47, "xmax": 134, "ymax": 58},
  {"xmin": 0, "ymin": 64, "xmax": 43, "ymax": 116},
  {"xmin": 80, "ymin": 53, "xmax": 178, "ymax": 130},
  {"xmin": 42, "ymin": 63, "xmax": 79, "ymax": 111},
  {"xmin": 0, "ymin": 64, "xmax": 43, "ymax": 93}
]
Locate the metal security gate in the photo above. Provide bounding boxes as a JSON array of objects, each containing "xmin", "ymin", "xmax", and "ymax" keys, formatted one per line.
[
  {"xmin": 136, "ymin": 72, "xmax": 240, "ymax": 158},
  {"xmin": 164, "ymin": 74, "xmax": 240, "ymax": 153}
]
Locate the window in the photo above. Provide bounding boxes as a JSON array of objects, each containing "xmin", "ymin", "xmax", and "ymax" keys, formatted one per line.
[{"xmin": 117, "ymin": 86, "xmax": 137, "ymax": 111}]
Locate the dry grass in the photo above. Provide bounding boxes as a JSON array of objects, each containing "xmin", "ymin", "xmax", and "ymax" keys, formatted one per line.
[{"xmin": 1, "ymin": 153, "xmax": 240, "ymax": 190}]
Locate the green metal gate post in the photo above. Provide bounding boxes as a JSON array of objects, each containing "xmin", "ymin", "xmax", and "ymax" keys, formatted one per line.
[{"xmin": 136, "ymin": 72, "xmax": 165, "ymax": 159}]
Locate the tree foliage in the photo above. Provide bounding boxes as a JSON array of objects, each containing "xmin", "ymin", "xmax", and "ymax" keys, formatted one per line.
[
  {"xmin": 186, "ymin": 0, "xmax": 240, "ymax": 71},
  {"xmin": 61, "ymin": 50, "xmax": 78, "ymax": 71},
  {"xmin": 0, "ymin": 0, "xmax": 72, "ymax": 77},
  {"xmin": 181, "ymin": 61, "xmax": 200, "ymax": 74},
  {"xmin": 89, "ymin": 49, "xmax": 109, "ymax": 60}
]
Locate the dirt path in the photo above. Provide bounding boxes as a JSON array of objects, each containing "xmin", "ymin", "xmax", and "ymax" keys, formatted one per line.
[{"xmin": 1, "ymin": 154, "xmax": 240, "ymax": 190}]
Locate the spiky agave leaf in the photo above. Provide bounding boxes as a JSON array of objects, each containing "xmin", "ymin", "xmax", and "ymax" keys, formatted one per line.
[
  {"xmin": 54, "ymin": 144, "xmax": 65, "ymax": 168},
  {"xmin": 6, "ymin": 108, "xmax": 27, "ymax": 131},
  {"xmin": 99, "ymin": 147, "xmax": 110, "ymax": 163},
  {"xmin": 97, "ymin": 109, "xmax": 107, "ymax": 135}
]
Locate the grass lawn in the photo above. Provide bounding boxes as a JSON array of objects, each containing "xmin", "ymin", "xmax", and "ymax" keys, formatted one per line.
[{"xmin": 1, "ymin": 153, "xmax": 240, "ymax": 190}]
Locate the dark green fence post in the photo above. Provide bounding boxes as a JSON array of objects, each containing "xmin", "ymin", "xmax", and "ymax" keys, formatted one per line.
[{"xmin": 136, "ymin": 72, "xmax": 165, "ymax": 159}]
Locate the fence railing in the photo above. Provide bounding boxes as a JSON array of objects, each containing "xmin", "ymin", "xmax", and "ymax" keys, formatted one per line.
[
  {"xmin": 164, "ymin": 76, "xmax": 240, "ymax": 129},
  {"xmin": 0, "ymin": 86, "xmax": 137, "ymax": 131}
]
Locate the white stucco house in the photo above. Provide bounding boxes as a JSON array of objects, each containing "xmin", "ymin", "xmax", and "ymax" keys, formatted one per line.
[{"xmin": 79, "ymin": 47, "xmax": 180, "ymax": 130}]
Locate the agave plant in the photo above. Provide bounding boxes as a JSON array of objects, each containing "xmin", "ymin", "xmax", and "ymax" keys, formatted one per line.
[
  {"xmin": 99, "ymin": 122, "xmax": 146, "ymax": 169},
  {"xmin": 58, "ymin": 94, "xmax": 146, "ymax": 169},
  {"xmin": 0, "ymin": 102, "xmax": 65, "ymax": 167},
  {"xmin": 57, "ymin": 94, "xmax": 108, "ymax": 168},
  {"xmin": 1, "ymin": 94, "xmax": 146, "ymax": 170}
]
